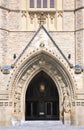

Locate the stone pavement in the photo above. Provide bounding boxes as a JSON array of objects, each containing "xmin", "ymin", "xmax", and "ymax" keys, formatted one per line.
[{"xmin": 0, "ymin": 121, "xmax": 84, "ymax": 130}]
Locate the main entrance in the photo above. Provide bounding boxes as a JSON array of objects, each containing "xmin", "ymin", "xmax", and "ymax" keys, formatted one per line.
[{"xmin": 25, "ymin": 71, "xmax": 59, "ymax": 120}]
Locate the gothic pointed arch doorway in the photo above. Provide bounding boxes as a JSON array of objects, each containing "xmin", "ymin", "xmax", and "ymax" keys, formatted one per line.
[{"xmin": 25, "ymin": 71, "xmax": 59, "ymax": 120}]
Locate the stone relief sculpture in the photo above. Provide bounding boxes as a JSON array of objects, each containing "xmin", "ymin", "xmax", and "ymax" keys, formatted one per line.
[
  {"xmin": 62, "ymin": 86, "xmax": 71, "ymax": 113},
  {"xmin": 63, "ymin": 95, "xmax": 71, "ymax": 113},
  {"xmin": 61, "ymin": 88, "xmax": 71, "ymax": 124}
]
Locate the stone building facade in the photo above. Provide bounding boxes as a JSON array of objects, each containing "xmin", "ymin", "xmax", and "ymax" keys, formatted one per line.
[{"xmin": 0, "ymin": 0, "xmax": 84, "ymax": 126}]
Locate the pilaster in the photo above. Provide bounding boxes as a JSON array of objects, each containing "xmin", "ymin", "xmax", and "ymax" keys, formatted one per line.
[{"xmin": 75, "ymin": 0, "xmax": 84, "ymax": 66}]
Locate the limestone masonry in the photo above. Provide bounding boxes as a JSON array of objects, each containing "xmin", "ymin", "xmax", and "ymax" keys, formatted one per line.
[{"xmin": 0, "ymin": 0, "xmax": 84, "ymax": 126}]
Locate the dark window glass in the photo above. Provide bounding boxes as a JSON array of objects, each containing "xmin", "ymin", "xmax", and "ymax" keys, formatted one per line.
[
  {"xmin": 37, "ymin": 0, "xmax": 41, "ymax": 8},
  {"xmin": 43, "ymin": 0, "xmax": 47, "ymax": 8},
  {"xmin": 30, "ymin": 0, "xmax": 34, "ymax": 8},
  {"xmin": 50, "ymin": 0, "xmax": 54, "ymax": 8}
]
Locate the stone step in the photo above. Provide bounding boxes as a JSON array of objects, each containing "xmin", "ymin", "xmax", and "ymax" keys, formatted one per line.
[
  {"xmin": 21, "ymin": 120, "xmax": 63, "ymax": 126},
  {"xmin": 0, "ymin": 121, "xmax": 84, "ymax": 130}
]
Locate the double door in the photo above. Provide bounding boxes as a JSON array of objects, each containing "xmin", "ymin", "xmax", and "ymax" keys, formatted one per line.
[
  {"xmin": 26, "ymin": 101, "xmax": 59, "ymax": 120},
  {"xmin": 25, "ymin": 71, "xmax": 59, "ymax": 120}
]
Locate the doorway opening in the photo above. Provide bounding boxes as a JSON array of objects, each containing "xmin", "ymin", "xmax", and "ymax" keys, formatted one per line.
[{"xmin": 25, "ymin": 71, "xmax": 59, "ymax": 120}]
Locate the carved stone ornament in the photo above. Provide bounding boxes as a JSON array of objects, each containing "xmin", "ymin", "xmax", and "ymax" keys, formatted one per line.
[
  {"xmin": 37, "ymin": 12, "xmax": 48, "ymax": 25},
  {"xmin": 12, "ymin": 57, "xmax": 73, "ymax": 114},
  {"xmin": 40, "ymin": 42, "xmax": 45, "ymax": 47},
  {"xmin": 63, "ymin": 95, "xmax": 71, "ymax": 113},
  {"xmin": 21, "ymin": 10, "xmax": 27, "ymax": 17},
  {"xmin": 50, "ymin": 13, "xmax": 55, "ymax": 24},
  {"xmin": 57, "ymin": 11, "xmax": 63, "ymax": 17}
]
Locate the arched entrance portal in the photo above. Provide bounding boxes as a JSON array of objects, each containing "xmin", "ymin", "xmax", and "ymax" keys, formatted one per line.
[{"xmin": 25, "ymin": 71, "xmax": 59, "ymax": 120}]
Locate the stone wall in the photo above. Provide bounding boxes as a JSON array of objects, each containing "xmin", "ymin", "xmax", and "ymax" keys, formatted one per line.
[
  {"xmin": 50, "ymin": 32, "xmax": 75, "ymax": 65},
  {"xmin": 0, "ymin": 0, "xmax": 20, "ymax": 10},
  {"xmin": 75, "ymin": 9, "xmax": 83, "ymax": 30},
  {"xmin": 75, "ymin": 0, "xmax": 84, "ymax": 123},
  {"xmin": 6, "ymin": 32, "xmax": 34, "ymax": 65},
  {"xmin": 63, "ymin": 0, "xmax": 75, "ymax": 10},
  {"xmin": 75, "ymin": 1, "xmax": 84, "ymax": 65},
  {"xmin": 0, "ymin": 9, "xmax": 8, "ymax": 29},
  {"xmin": 7, "ymin": 11, "xmax": 21, "ymax": 31},
  {"xmin": 0, "ymin": 0, "xmax": 84, "ymax": 126},
  {"xmin": 0, "ymin": 31, "xmax": 75, "ymax": 66},
  {"xmin": 75, "ymin": 30, "xmax": 83, "ymax": 65},
  {"xmin": 75, "ymin": 0, "xmax": 84, "ymax": 9},
  {"xmin": 63, "ymin": 12, "xmax": 74, "ymax": 31}
]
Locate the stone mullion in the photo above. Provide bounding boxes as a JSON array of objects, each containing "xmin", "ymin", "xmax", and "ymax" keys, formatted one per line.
[
  {"xmin": 48, "ymin": 0, "xmax": 50, "ymax": 8},
  {"xmin": 35, "ymin": 0, "xmax": 37, "ymax": 8},
  {"xmin": 54, "ymin": 0, "xmax": 57, "ymax": 9},
  {"xmin": 41, "ymin": 0, "xmax": 43, "ymax": 8}
]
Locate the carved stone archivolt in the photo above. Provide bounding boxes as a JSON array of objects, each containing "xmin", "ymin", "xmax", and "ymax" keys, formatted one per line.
[
  {"xmin": 12, "ymin": 59, "xmax": 73, "ymax": 115},
  {"xmin": 7, "ymin": 49, "xmax": 76, "ymax": 122}
]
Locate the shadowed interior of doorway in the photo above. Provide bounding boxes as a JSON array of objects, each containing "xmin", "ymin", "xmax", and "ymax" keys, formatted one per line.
[{"xmin": 25, "ymin": 71, "xmax": 59, "ymax": 120}]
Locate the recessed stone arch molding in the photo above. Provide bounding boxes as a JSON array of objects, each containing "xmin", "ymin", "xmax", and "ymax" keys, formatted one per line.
[{"xmin": 8, "ymin": 50, "xmax": 76, "ymax": 125}]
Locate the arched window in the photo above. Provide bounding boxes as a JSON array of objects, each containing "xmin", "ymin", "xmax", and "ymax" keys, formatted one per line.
[
  {"xmin": 30, "ymin": 0, "xmax": 34, "ymax": 8},
  {"xmin": 50, "ymin": 0, "xmax": 54, "ymax": 8}
]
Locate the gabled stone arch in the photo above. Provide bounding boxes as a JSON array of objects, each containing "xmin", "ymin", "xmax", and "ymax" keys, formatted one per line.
[
  {"xmin": 8, "ymin": 49, "xmax": 75, "ymax": 96},
  {"xmin": 8, "ymin": 49, "xmax": 76, "ymax": 124}
]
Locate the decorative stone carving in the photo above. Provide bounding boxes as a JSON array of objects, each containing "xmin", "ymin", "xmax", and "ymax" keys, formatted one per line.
[
  {"xmin": 29, "ymin": 13, "xmax": 34, "ymax": 24},
  {"xmin": 22, "ymin": 74, "xmax": 28, "ymax": 81},
  {"xmin": 38, "ymin": 59, "xmax": 46, "ymax": 66},
  {"xmin": 50, "ymin": 13, "xmax": 55, "ymax": 24},
  {"xmin": 0, "ymin": 102, "xmax": 12, "ymax": 106},
  {"xmin": 21, "ymin": 10, "xmax": 27, "ymax": 17},
  {"xmin": 63, "ymin": 95, "xmax": 71, "ymax": 113},
  {"xmin": 40, "ymin": 42, "xmax": 45, "ymax": 47},
  {"xmin": 54, "ymin": 70, "xmax": 58, "ymax": 75},
  {"xmin": 11, "ymin": 117, "xmax": 21, "ymax": 126},
  {"xmin": 57, "ymin": 11, "xmax": 63, "ymax": 17},
  {"xmin": 9, "ymin": 51, "xmax": 75, "ymax": 120},
  {"xmin": 57, "ymin": 75, "xmax": 62, "ymax": 81},
  {"xmin": 37, "ymin": 12, "xmax": 48, "ymax": 25}
]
